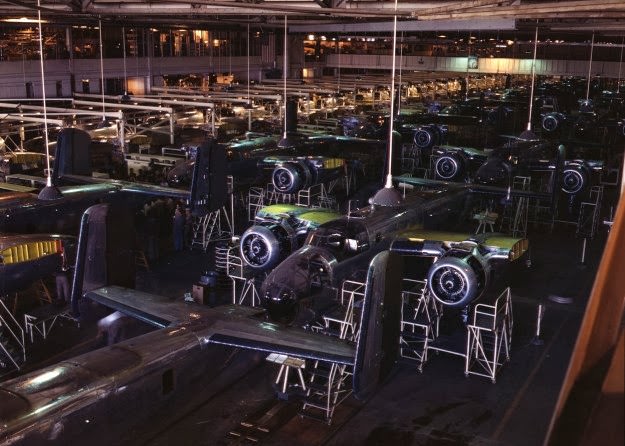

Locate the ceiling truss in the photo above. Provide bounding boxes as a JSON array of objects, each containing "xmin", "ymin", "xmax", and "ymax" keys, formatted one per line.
[{"xmin": 0, "ymin": 1, "xmax": 623, "ymax": 37}]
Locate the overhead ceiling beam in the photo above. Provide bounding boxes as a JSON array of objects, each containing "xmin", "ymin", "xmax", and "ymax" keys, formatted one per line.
[
  {"xmin": 290, "ymin": 18, "xmax": 516, "ymax": 32},
  {"xmin": 414, "ymin": 0, "xmax": 625, "ymax": 20},
  {"xmin": 87, "ymin": 0, "xmax": 415, "ymax": 18}
]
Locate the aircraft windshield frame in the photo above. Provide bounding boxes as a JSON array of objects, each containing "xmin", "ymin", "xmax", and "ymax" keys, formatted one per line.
[{"xmin": 306, "ymin": 220, "xmax": 369, "ymax": 258}]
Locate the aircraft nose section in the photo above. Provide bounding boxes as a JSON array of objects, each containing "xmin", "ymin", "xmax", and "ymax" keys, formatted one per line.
[
  {"xmin": 475, "ymin": 159, "xmax": 510, "ymax": 187},
  {"xmin": 261, "ymin": 284, "xmax": 299, "ymax": 324}
]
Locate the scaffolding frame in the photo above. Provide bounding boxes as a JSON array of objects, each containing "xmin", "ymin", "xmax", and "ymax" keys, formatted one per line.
[
  {"xmin": 465, "ymin": 287, "xmax": 513, "ymax": 383},
  {"xmin": 399, "ymin": 278, "xmax": 442, "ymax": 372}
]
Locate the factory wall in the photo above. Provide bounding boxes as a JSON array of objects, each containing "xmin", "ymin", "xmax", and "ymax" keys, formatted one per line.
[
  {"xmin": 325, "ymin": 53, "xmax": 625, "ymax": 79},
  {"xmin": 0, "ymin": 51, "xmax": 621, "ymax": 99}
]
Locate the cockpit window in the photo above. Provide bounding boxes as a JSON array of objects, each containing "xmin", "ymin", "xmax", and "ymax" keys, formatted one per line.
[{"xmin": 306, "ymin": 220, "xmax": 369, "ymax": 260}]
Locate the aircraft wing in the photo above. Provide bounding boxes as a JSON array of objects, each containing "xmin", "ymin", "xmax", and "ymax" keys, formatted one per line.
[
  {"xmin": 0, "ymin": 182, "xmax": 37, "ymax": 193},
  {"xmin": 85, "ymin": 285, "xmax": 356, "ymax": 365},
  {"xmin": 61, "ymin": 174, "xmax": 190, "ymax": 200},
  {"xmin": 391, "ymin": 229, "xmax": 528, "ymax": 261},
  {"xmin": 394, "ymin": 175, "xmax": 455, "ymax": 190},
  {"xmin": 393, "ymin": 174, "xmax": 552, "ymax": 201}
]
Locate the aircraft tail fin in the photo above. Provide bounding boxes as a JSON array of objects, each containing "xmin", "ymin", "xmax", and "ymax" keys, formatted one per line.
[
  {"xmin": 188, "ymin": 138, "xmax": 228, "ymax": 217},
  {"xmin": 52, "ymin": 128, "xmax": 93, "ymax": 185},
  {"xmin": 352, "ymin": 251, "xmax": 403, "ymax": 400},
  {"xmin": 70, "ymin": 203, "xmax": 136, "ymax": 316}
]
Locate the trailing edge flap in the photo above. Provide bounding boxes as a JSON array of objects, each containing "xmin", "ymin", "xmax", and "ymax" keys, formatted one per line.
[
  {"xmin": 85, "ymin": 286, "xmax": 355, "ymax": 365},
  {"xmin": 61, "ymin": 174, "xmax": 190, "ymax": 199}
]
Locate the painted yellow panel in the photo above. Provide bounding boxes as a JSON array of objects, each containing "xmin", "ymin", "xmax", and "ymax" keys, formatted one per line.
[{"xmin": 1, "ymin": 240, "xmax": 61, "ymax": 264}]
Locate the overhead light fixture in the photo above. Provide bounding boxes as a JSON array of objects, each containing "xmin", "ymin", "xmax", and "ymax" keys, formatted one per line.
[
  {"xmin": 437, "ymin": 34, "xmax": 447, "ymax": 38},
  {"xmin": 3, "ymin": 17, "xmax": 48, "ymax": 23}
]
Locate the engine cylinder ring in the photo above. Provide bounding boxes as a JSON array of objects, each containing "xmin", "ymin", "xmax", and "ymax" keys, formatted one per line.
[
  {"xmin": 561, "ymin": 167, "xmax": 586, "ymax": 195},
  {"xmin": 542, "ymin": 114, "xmax": 560, "ymax": 132},
  {"xmin": 414, "ymin": 128, "xmax": 434, "ymax": 149},
  {"xmin": 435, "ymin": 155, "xmax": 461, "ymax": 180},
  {"xmin": 427, "ymin": 256, "xmax": 479, "ymax": 308},
  {"xmin": 239, "ymin": 225, "xmax": 283, "ymax": 270}
]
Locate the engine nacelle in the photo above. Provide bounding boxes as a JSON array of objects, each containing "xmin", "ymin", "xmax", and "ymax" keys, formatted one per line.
[
  {"xmin": 561, "ymin": 161, "xmax": 589, "ymax": 195},
  {"xmin": 413, "ymin": 124, "xmax": 447, "ymax": 150},
  {"xmin": 427, "ymin": 250, "xmax": 489, "ymax": 308},
  {"xmin": 261, "ymin": 283, "xmax": 299, "ymax": 324},
  {"xmin": 271, "ymin": 158, "xmax": 345, "ymax": 194},
  {"xmin": 434, "ymin": 151, "xmax": 466, "ymax": 181},
  {"xmin": 541, "ymin": 112, "xmax": 565, "ymax": 133},
  {"xmin": 272, "ymin": 160, "xmax": 314, "ymax": 194},
  {"xmin": 239, "ymin": 224, "xmax": 293, "ymax": 271}
]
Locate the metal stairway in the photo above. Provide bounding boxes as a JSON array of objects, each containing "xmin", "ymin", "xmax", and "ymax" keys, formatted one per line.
[{"xmin": 300, "ymin": 279, "xmax": 365, "ymax": 423}]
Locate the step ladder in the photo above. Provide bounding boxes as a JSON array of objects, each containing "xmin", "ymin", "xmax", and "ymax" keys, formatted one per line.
[
  {"xmin": 576, "ymin": 185, "xmax": 604, "ymax": 239},
  {"xmin": 226, "ymin": 247, "xmax": 263, "ymax": 307},
  {"xmin": 529, "ymin": 170, "xmax": 556, "ymax": 231},
  {"xmin": 300, "ymin": 279, "xmax": 365, "ymax": 423},
  {"xmin": 190, "ymin": 176, "xmax": 235, "ymax": 251},
  {"xmin": 399, "ymin": 278, "xmax": 442, "ymax": 372},
  {"xmin": 247, "ymin": 186, "xmax": 265, "ymax": 222},
  {"xmin": 35, "ymin": 279, "xmax": 53, "ymax": 305},
  {"xmin": 135, "ymin": 249, "xmax": 150, "ymax": 271},
  {"xmin": 500, "ymin": 176, "xmax": 530, "ymax": 237},
  {"xmin": 0, "ymin": 298, "xmax": 26, "ymax": 375},
  {"xmin": 298, "ymin": 182, "xmax": 338, "ymax": 210},
  {"xmin": 264, "ymin": 183, "xmax": 296, "ymax": 206},
  {"xmin": 400, "ymin": 143, "xmax": 420, "ymax": 175},
  {"xmin": 190, "ymin": 207, "xmax": 233, "ymax": 251},
  {"xmin": 465, "ymin": 287, "xmax": 513, "ymax": 383}
]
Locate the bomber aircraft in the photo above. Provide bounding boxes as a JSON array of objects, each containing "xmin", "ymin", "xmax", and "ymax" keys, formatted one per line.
[{"xmin": 0, "ymin": 128, "xmax": 222, "ymax": 299}]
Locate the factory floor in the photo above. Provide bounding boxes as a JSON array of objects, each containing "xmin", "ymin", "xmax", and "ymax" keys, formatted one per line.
[{"xmin": 2, "ymin": 204, "xmax": 615, "ymax": 446}]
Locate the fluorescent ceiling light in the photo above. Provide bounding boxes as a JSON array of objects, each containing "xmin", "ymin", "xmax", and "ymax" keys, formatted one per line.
[{"xmin": 3, "ymin": 17, "xmax": 48, "ymax": 23}]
